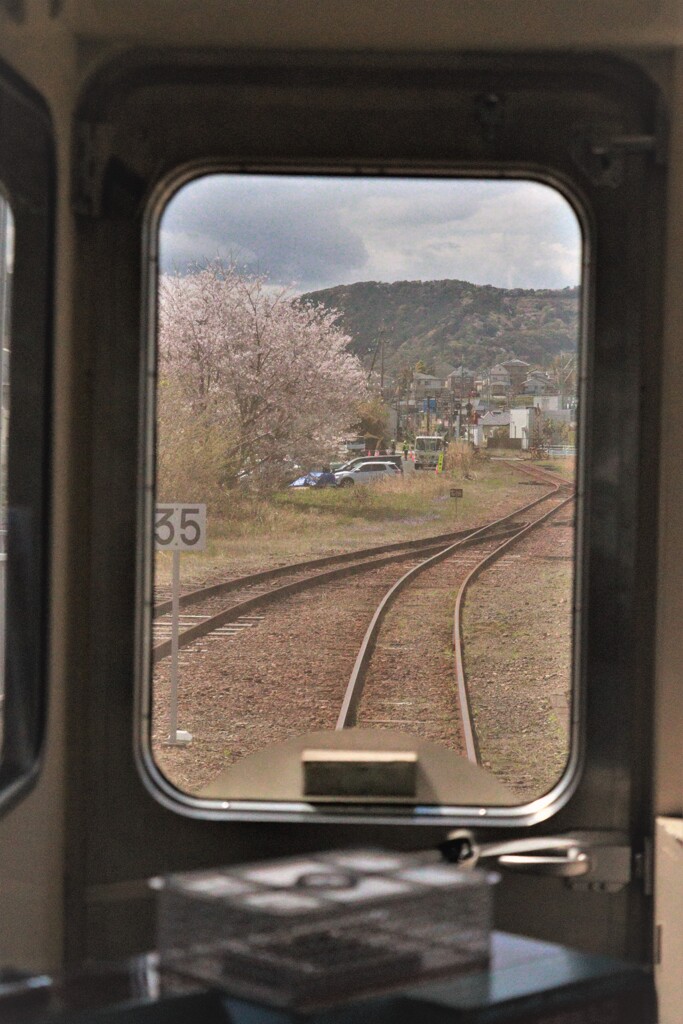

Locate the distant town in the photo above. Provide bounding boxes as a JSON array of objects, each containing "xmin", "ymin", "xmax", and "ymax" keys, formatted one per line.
[
  {"xmin": 303, "ymin": 278, "xmax": 579, "ymax": 454},
  {"xmin": 376, "ymin": 355, "xmax": 577, "ymax": 452}
]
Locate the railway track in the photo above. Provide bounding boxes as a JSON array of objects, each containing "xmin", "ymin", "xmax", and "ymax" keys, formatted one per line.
[
  {"xmin": 151, "ymin": 458, "xmax": 575, "ymax": 792},
  {"xmin": 453, "ymin": 492, "xmax": 574, "ymax": 764},
  {"xmin": 153, "ymin": 510, "xmax": 543, "ymax": 618},
  {"xmin": 152, "ymin": 467, "xmax": 568, "ymax": 665},
  {"xmin": 335, "ymin": 489, "xmax": 573, "ymax": 758}
]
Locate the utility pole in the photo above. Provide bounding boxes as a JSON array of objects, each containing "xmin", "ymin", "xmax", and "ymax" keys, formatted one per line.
[
  {"xmin": 367, "ymin": 324, "xmax": 385, "ymax": 384},
  {"xmin": 556, "ymin": 353, "xmax": 576, "ymax": 410},
  {"xmin": 380, "ymin": 331, "xmax": 385, "ymax": 396},
  {"xmin": 460, "ymin": 362, "xmax": 465, "ymax": 438}
]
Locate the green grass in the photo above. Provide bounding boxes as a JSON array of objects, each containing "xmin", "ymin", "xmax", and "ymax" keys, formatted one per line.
[
  {"xmin": 154, "ymin": 461, "xmax": 542, "ymax": 588},
  {"xmin": 534, "ymin": 457, "xmax": 576, "ymax": 481},
  {"xmin": 275, "ymin": 472, "xmax": 461, "ymax": 521}
]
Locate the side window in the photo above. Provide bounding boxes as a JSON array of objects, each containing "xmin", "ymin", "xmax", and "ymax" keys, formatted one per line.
[
  {"xmin": 0, "ymin": 195, "xmax": 12, "ymax": 752},
  {"xmin": 146, "ymin": 173, "xmax": 582, "ymax": 819},
  {"xmin": 0, "ymin": 64, "xmax": 53, "ymax": 815}
]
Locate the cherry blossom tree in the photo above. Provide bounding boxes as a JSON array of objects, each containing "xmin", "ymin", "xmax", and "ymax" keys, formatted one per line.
[{"xmin": 158, "ymin": 261, "xmax": 368, "ymax": 494}]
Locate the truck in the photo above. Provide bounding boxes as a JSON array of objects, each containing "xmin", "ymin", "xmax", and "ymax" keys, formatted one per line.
[{"xmin": 413, "ymin": 435, "xmax": 446, "ymax": 469}]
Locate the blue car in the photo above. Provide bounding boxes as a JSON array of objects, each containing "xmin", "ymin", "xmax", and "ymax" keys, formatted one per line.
[{"xmin": 289, "ymin": 470, "xmax": 336, "ymax": 488}]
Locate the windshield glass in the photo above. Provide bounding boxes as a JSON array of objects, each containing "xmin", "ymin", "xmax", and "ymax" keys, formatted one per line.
[{"xmin": 149, "ymin": 173, "xmax": 582, "ymax": 809}]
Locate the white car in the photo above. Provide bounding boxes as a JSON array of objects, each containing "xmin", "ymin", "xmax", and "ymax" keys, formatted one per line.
[{"xmin": 334, "ymin": 461, "xmax": 401, "ymax": 487}]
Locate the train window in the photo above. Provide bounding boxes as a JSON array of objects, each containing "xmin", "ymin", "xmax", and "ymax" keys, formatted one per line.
[
  {"xmin": 144, "ymin": 172, "xmax": 584, "ymax": 818},
  {"xmin": 0, "ymin": 62, "xmax": 53, "ymax": 816},
  {"xmin": 0, "ymin": 195, "xmax": 12, "ymax": 754}
]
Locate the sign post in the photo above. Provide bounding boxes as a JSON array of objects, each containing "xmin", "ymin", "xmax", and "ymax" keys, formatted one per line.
[
  {"xmin": 450, "ymin": 486, "xmax": 464, "ymax": 514},
  {"xmin": 154, "ymin": 503, "xmax": 206, "ymax": 746}
]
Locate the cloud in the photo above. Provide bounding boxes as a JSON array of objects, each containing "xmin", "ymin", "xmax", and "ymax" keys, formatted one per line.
[
  {"xmin": 159, "ymin": 174, "xmax": 581, "ymax": 292},
  {"xmin": 160, "ymin": 175, "xmax": 368, "ymax": 289}
]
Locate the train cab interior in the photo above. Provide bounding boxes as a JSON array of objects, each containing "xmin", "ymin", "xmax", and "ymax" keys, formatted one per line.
[{"xmin": 0, "ymin": 1, "xmax": 682, "ymax": 1021}]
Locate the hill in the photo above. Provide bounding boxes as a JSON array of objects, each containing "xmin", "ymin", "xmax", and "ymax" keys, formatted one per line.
[{"xmin": 300, "ymin": 279, "xmax": 579, "ymax": 376}]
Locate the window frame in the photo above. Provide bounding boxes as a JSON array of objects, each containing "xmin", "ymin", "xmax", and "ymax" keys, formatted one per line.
[
  {"xmin": 57, "ymin": 48, "xmax": 663, "ymax": 966},
  {"xmin": 64, "ymin": 50, "xmax": 663, "ymax": 845}
]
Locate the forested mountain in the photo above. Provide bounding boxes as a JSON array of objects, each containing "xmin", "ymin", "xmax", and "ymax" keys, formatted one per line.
[{"xmin": 300, "ymin": 279, "xmax": 579, "ymax": 375}]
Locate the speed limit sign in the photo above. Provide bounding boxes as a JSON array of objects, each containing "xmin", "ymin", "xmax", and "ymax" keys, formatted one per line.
[{"xmin": 154, "ymin": 504, "xmax": 206, "ymax": 551}]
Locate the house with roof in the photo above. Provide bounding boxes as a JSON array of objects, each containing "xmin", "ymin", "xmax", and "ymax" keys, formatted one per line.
[
  {"xmin": 472, "ymin": 408, "xmax": 511, "ymax": 447},
  {"xmin": 446, "ymin": 366, "xmax": 477, "ymax": 399},
  {"xmin": 487, "ymin": 364, "xmax": 511, "ymax": 397},
  {"xmin": 411, "ymin": 372, "xmax": 446, "ymax": 399},
  {"xmin": 523, "ymin": 371, "xmax": 555, "ymax": 395},
  {"xmin": 409, "ymin": 372, "xmax": 447, "ymax": 419},
  {"xmin": 501, "ymin": 358, "xmax": 530, "ymax": 393}
]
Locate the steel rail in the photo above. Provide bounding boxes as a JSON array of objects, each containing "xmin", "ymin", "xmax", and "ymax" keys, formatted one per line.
[
  {"xmin": 153, "ymin": 463, "xmax": 572, "ymax": 668},
  {"xmin": 335, "ymin": 481, "xmax": 564, "ymax": 730},
  {"xmin": 152, "ymin": 522, "xmax": 526, "ymax": 665},
  {"xmin": 454, "ymin": 494, "xmax": 575, "ymax": 764},
  {"xmin": 500, "ymin": 459, "xmax": 573, "ymax": 490},
  {"xmin": 154, "ymin": 522, "xmax": 512, "ymax": 619},
  {"xmin": 153, "ymin": 460, "xmax": 570, "ymax": 619}
]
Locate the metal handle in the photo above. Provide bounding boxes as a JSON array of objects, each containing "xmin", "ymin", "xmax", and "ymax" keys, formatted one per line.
[
  {"xmin": 497, "ymin": 849, "xmax": 591, "ymax": 877},
  {"xmin": 441, "ymin": 830, "xmax": 592, "ymax": 877}
]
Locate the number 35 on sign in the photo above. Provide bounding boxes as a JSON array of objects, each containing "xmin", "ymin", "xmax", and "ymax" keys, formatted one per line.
[{"xmin": 154, "ymin": 504, "xmax": 207, "ymax": 551}]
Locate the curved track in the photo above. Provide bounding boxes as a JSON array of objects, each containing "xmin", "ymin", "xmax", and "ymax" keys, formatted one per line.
[
  {"xmin": 152, "ymin": 458, "xmax": 575, "ymax": 791},
  {"xmin": 153, "ymin": 522, "xmax": 527, "ymax": 664},
  {"xmin": 335, "ymin": 487, "xmax": 571, "ymax": 738},
  {"xmin": 154, "ymin": 526, "xmax": 490, "ymax": 616},
  {"xmin": 453, "ymin": 493, "xmax": 574, "ymax": 762},
  {"xmin": 152, "ymin": 463, "xmax": 569, "ymax": 665}
]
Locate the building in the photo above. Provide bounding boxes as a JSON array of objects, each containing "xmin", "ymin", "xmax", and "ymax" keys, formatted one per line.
[
  {"xmin": 510, "ymin": 406, "xmax": 543, "ymax": 449},
  {"xmin": 446, "ymin": 366, "xmax": 476, "ymax": 399},
  {"xmin": 501, "ymin": 358, "xmax": 530, "ymax": 393},
  {"xmin": 411, "ymin": 372, "xmax": 446, "ymax": 401},
  {"xmin": 523, "ymin": 370, "xmax": 555, "ymax": 395},
  {"xmin": 487, "ymin": 363, "xmax": 511, "ymax": 397},
  {"xmin": 473, "ymin": 408, "xmax": 511, "ymax": 446}
]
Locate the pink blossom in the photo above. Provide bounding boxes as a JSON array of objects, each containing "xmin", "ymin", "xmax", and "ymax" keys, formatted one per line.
[{"xmin": 158, "ymin": 260, "xmax": 368, "ymax": 482}]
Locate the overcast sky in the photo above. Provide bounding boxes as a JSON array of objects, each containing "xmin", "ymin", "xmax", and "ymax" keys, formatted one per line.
[{"xmin": 159, "ymin": 174, "xmax": 581, "ymax": 294}]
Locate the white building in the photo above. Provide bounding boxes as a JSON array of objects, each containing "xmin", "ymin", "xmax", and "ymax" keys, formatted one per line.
[
  {"xmin": 510, "ymin": 406, "xmax": 542, "ymax": 449},
  {"xmin": 536, "ymin": 394, "xmax": 562, "ymax": 412},
  {"xmin": 411, "ymin": 372, "xmax": 446, "ymax": 397}
]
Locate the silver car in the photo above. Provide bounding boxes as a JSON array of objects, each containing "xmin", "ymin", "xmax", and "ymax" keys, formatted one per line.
[{"xmin": 334, "ymin": 461, "xmax": 401, "ymax": 487}]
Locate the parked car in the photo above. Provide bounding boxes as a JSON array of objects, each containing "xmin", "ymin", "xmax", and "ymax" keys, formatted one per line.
[
  {"xmin": 335, "ymin": 454, "xmax": 403, "ymax": 474},
  {"xmin": 289, "ymin": 468, "xmax": 336, "ymax": 488},
  {"xmin": 334, "ymin": 461, "xmax": 401, "ymax": 487}
]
